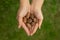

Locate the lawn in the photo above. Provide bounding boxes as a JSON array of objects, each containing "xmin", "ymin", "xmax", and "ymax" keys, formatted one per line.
[{"xmin": 0, "ymin": 0, "xmax": 60, "ymax": 40}]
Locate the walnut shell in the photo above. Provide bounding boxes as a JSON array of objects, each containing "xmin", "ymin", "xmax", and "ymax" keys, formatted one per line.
[{"xmin": 23, "ymin": 12, "xmax": 38, "ymax": 30}]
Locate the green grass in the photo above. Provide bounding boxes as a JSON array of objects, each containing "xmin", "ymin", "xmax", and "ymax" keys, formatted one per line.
[{"xmin": 0, "ymin": 0, "xmax": 60, "ymax": 40}]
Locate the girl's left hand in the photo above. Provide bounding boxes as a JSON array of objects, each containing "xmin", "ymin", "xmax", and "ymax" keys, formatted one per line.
[{"xmin": 30, "ymin": 6, "xmax": 43, "ymax": 36}]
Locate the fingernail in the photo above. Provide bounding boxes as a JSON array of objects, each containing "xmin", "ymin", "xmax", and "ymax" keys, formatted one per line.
[
  {"xmin": 30, "ymin": 33, "xmax": 34, "ymax": 36},
  {"xmin": 18, "ymin": 25, "xmax": 21, "ymax": 29},
  {"xmin": 39, "ymin": 26, "xmax": 41, "ymax": 29}
]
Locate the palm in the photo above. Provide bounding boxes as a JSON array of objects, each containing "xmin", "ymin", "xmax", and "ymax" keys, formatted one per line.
[
  {"xmin": 17, "ymin": 5, "xmax": 31, "ymax": 36},
  {"xmin": 30, "ymin": 9, "xmax": 43, "ymax": 36}
]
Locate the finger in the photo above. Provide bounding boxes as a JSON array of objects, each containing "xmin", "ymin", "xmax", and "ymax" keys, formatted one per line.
[
  {"xmin": 22, "ymin": 22, "xmax": 30, "ymax": 36},
  {"xmin": 18, "ymin": 24, "xmax": 21, "ymax": 29},
  {"xmin": 38, "ymin": 19, "xmax": 43, "ymax": 29},
  {"xmin": 17, "ymin": 9, "xmax": 22, "ymax": 29},
  {"xmin": 31, "ymin": 23, "xmax": 38, "ymax": 36},
  {"xmin": 18, "ymin": 17, "xmax": 22, "ymax": 29}
]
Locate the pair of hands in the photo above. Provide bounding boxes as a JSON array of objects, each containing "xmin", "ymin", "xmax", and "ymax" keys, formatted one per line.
[{"xmin": 17, "ymin": 1, "xmax": 43, "ymax": 36}]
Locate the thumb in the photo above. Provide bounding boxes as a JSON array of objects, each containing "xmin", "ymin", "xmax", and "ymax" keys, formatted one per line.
[
  {"xmin": 38, "ymin": 19, "xmax": 43, "ymax": 29},
  {"xmin": 18, "ymin": 24, "xmax": 21, "ymax": 29},
  {"xmin": 18, "ymin": 17, "xmax": 22, "ymax": 29}
]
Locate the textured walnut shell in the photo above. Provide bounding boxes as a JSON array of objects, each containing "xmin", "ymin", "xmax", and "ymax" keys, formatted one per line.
[{"xmin": 23, "ymin": 12, "xmax": 38, "ymax": 31}]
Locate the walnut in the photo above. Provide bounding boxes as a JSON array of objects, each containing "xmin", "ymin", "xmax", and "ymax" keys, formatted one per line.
[{"xmin": 23, "ymin": 12, "xmax": 38, "ymax": 31}]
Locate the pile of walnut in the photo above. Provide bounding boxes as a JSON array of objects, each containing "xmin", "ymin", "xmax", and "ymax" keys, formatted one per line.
[{"xmin": 23, "ymin": 12, "xmax": 38, "ymax": 32}]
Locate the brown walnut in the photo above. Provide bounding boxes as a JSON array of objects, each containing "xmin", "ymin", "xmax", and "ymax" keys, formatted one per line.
[{"xmin": 23, "ymin": 12, "xmax": 38, "ymax": 31}]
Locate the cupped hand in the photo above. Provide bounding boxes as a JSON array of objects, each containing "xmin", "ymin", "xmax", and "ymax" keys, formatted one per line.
[
  {"xmin": 17, "ymin": 4, "xmax": 43, "ymax": 36},
  {"xmin": 17, "ymin": 4, "xmax": 31, "ymax": 36},
  {"xmin": 30, "ymin": 6, "xmax": 43, "ymax": 36}
]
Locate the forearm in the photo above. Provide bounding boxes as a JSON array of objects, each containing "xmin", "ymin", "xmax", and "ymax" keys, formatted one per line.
[
  {"xmin": 20, "ymin": 0, "xmax": 29, "ymax": 7},
  {"xmin": 32, "ymin": 0, "xmax": 44, "ymax": 10}
]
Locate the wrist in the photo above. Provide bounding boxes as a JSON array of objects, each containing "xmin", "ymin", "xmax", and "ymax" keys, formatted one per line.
[
  {"xmin": 31, "ymin": 4, "xmax": 41, "ymax": 11},
  {"xmin": 31, "ymin": 0, "xmax": 44, "ymax": 10},
  {"xmin": 20, "ymin": 0, "xmax": 30, "ymax": 7}
]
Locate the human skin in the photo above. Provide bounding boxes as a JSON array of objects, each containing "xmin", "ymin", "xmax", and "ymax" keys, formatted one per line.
[
  {"xmin": 17, "ymin": 0, "xmax": 31, "ymax": 36},
  {"xmin": 30, "ymin": 0, "xmax": 44, "ymax": 36},
  {"xmin": 17, "ymin": 0, "xmax": 44, "ymax": 36}
]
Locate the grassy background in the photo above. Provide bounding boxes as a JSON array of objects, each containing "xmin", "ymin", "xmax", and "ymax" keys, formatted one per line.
[{"xmin": 0, "ymin": 0, "xmax": 60, "ymax": 40}]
